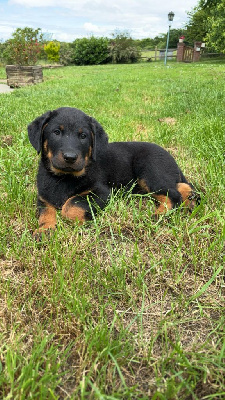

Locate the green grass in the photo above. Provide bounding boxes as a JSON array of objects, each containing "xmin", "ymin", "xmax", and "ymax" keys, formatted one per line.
[{"xmin": 0, "ymin": 61, "xmax": 224, "ymax": 399}]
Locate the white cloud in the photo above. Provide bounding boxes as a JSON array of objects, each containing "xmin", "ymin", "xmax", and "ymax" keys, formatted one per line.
[
  {"xmin": 0, "ymin": 23, "xmax": 15, "ymax": 36},
  {"xmin": 83, "ymin": 22, "xmax": 118, "ymax": 36},
  {"xmin": 84, "ymin": 23, "xmax": 102, "ymax": 33},
  {"xmin": 10, "ymin": 0, "xmax": 57, "ymax": 6},
  {"xmin": 3, "ymin": 0, "xmax": 198, "ymax": 41},
  {"xmin": 9, "ymin": 0, "xmax": 197, "ymax": 16}
]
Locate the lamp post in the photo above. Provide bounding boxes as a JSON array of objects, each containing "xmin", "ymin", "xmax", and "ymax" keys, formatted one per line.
[{"xmin": 164, "ymin": 11, "xmax": 175, "ymax": 65}]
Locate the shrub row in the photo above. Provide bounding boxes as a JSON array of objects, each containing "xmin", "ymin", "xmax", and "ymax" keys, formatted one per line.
[
  {"xmin": 0, "ymin": 31, "xmax": 141, "ymax": 66},
  {"xmin": 62, "ymin": 33, "xmax": 141, "ymax": 65}
]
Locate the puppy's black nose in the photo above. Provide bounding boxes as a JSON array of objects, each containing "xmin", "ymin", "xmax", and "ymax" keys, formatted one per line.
[{"xmin": 63, "ymin": 152, "xmax": 78, "ymax": 163}]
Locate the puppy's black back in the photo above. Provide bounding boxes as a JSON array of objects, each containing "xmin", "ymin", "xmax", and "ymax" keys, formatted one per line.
[{"xmin": 104, "ymin": 142, "xmax": 185, "ymax": 193}]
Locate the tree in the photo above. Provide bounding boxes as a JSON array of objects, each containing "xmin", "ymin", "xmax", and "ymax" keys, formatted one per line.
[
  {"xmin": 204, "ymin": 0, "xmax": 225, "ymax": 53},
  {"xmin": 136, "ymin": 38, "xmax": 155, "ymax": 49},
  {"xmin": 138, "ymin": 30, "xmax": 185, "ymax": 50},
  {"xmin": 185, "ymin": 6, "xmax": 209, "ymax": 44},
  {"xmin": 3, "ymin": 27, "xmax": 43, "ymax": 65},
  {"xmin": 44, "ymin": 41, "xmax": 60, "ymax": 63},
  {"xmin": 167, "ymin": 29, "xmax": 186, "ymax": 48},
  {"xmin": 185, "ymin": 0, "xmax": 225, "ymax": 51},
  {"xmin": 72, "ymin": 36, "xmax": 109, "ymax": 65},
  {"xmin": 150, "ymin": 34, "xmax": 166, "ymax": 49},
  {"xmin": 109, "ymin": 31, "xmax": 141, "ymax": 63}
]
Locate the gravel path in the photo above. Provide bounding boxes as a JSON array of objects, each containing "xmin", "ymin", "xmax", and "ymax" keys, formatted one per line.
[{"xmin": 0, "ymin": 82, "xmax": 14, "ymax": 93}]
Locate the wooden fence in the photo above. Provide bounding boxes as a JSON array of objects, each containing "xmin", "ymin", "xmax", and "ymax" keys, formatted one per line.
[
  {"xmin": 141, "ymin": 48, "xmax": 177, "ymax": 62},
  {"xmin": 141, "ymin": 46, "xmax": 224, "ymax": 63}
]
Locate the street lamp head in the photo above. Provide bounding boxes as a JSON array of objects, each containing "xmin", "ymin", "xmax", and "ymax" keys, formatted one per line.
[{"xmin": 168, "ymin": 11, "xmax": 175, "ymax": 22}]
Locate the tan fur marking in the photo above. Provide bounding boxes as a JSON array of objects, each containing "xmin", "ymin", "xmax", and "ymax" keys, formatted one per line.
[
  {"xmin": 62, "ymin": 198, "xmax": 86, "ymax": 223},
  {"xmin": 50, "ymin": 166, "xmax": 86, "ymax": 176},
  {"xmin": 137, "ymin": 178, "xmax": 150, "ymax": 193},
  {"xmin": 79, "ymin": 190, "xmax": 91, "ymax": 196},
  {"xmin": 39, "ymin": 195, "xmax": 47, "ymax": 203},
  {"xmin": 152, "ymin": 194, "xmax": 173, "ymax": 215},
  {"xmin": 43, "ymin": 140, "xmax": 48, "ymax": 153},
  {"xmin": 57, "ymin": 151, "xmax": 65, "ymax": 163},
  {"xmin": 88, "ymin": 146, "xmax": 92, "ymax": 158},
  {"xmin": 72, "ymin": 168, "xmax": 86, "ymax": 177},
  {"xmin": 42, "ymin": 123, "xmax": 48, "ymax": 132},
  {"xmin": 39, "ymin": 206, "xmax": 57, "ymax": 229},
  {"xmin": 47, "ymin": 150, "xmax": 53, "ymax": 160},
  {"xmin": 34, "ymin": 201, "xmax": 57, "ymax": 235},
  {"xmin": 72, "ymin": 167, "xmax": 86, "ymax": 177},
  {"xmin": 177, "ymin": 183, "xmax": 195, "ymax": 209},
  {"xmin": 60, "ymin": 125, "xmax": 64, "ymax": 131},
  {"xmin": 43, "ymin": 139, "xmax": 53, "ymax": 160},
  {"xmin": 177, "ymin": 183, "xmax": 192, "ymax": 201}
]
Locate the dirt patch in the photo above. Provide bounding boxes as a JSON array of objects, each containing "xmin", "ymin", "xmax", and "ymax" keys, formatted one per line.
[{"xmin": 158, "ymin": 117, "xmax": 177, "ymax": 125}]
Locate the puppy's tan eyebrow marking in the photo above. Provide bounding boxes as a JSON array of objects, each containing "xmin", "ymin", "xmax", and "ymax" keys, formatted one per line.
[
  {"xmin": 79, "ymin": 128, "xmax": 83, "ymax": 133},
  {"xmin": 60, "ymin": 125, "xmax": 64, "ymax": 131}
]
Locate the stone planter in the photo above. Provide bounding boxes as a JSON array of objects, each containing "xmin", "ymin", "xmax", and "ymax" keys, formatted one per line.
[{"xmin": 6, "ymin": 65, "xmax": 43, "ymax": 88}]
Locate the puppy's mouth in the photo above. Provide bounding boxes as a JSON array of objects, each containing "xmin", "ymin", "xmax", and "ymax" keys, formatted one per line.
[
  {"xmin": 54, "ymin": 165, "xmax": 80, "ymax": 172},
  {"xmin": 51, "ymin": 162, "xmax": 85, "ymax": 175},
  {"xmin": 50, "ymin": 155, "xmax": 88, "ymax": 176}
]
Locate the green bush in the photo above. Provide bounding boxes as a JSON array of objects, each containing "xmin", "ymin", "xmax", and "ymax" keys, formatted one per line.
[
  {"xmin": 0, "ymin": 41, "xmax": 8, "ymax": 65},
  {"xmin": 109, "ymin": 32, "xmax": 141, "ymax": 63},
  {"xmin": 72, "ymin": 36, "xmax": 109, "ymax": 65},
  {"xmin": 44, "ymin": 41, "xmax": 60, "ymax": 63},
  {"xmin": 59, "ymin": 42, "xmax": 74, "ymax": 65}
]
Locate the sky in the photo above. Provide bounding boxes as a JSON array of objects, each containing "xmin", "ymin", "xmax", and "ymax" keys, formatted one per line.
[{"xmin": 0, "ymin": 0, "xmax": 199, "ymax": 42}]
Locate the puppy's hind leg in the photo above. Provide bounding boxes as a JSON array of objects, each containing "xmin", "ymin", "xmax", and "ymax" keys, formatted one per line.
[{"xmin": 137, "ymin": 178, "xmax": 174, "ymax": 218}]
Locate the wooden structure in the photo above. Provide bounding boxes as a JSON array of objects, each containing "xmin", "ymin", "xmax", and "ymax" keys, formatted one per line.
[
  {"xmin": 183, "ymin": 46, "xmax": 194, "ymax": 62},
  {"xmin": 177, "ymin": 41, "xmax": 202, "ymax": 63},
  {"xmin": 6, "ymin": 65, "xmax": 43, "ymax": 87}
]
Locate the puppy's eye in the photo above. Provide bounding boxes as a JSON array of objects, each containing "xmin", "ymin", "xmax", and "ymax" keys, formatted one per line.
[
  {"xmin": 54, "ymin": 129, "xmax": 61, "ymax": 136},
  {"xmin": 80, "ymin": 132, "xmax": 87, "ymax": 139}
]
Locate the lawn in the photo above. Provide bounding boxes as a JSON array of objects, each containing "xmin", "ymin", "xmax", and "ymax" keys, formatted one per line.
[{"xmin": 0, "ymin": 61, "xmax": 224, "ymax": 399}]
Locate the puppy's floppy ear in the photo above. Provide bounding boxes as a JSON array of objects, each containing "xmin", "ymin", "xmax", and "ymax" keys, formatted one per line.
[
  {"xmin": 90, "ymin": 117, "xmax": 108, "ymax": 161},
  {"xmin": 28, "ymin": 110, "xmax": 52, "ymax": 153}
]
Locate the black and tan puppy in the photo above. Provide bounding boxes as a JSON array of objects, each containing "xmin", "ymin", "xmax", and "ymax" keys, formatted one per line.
[{"xmin": 28, "ymin": 107, "xmax": 198, "ymax": 235}]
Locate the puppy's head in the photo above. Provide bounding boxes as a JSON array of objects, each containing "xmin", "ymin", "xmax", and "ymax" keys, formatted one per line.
[{"xmin": 28, "ymin": 107, "xmax": 108, "ymax": 176}]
